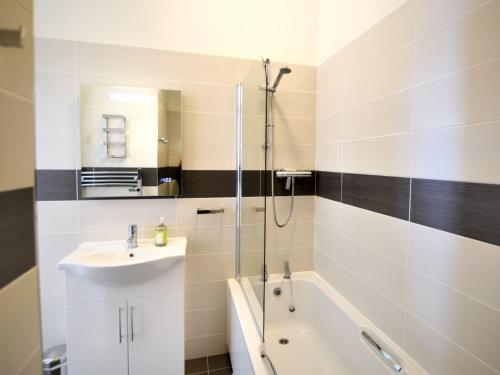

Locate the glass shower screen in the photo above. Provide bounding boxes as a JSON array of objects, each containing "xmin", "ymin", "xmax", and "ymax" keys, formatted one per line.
[{"xmin": 236, "ymin": 60, "xmax": 268, "ymax": 338}]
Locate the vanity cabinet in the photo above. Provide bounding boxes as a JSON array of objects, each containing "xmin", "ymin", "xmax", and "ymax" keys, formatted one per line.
[
  {"xmin": 67, "ymin": 295, "xmax": 183, "ymax": 375},
  {"xmin": 60, "ymin": 237, "xmax": 187, "ymax": 375},
  {"xmin": 67, "ymin": 300, "xmax": 128, "ymax": 375}
]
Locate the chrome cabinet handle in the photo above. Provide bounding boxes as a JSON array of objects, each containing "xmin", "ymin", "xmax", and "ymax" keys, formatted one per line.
[
  {"xmin": 158, "ymin": 137, "xmax": 169, "ymax": 144},
  {"xmin": 118, "ymin": 308, "xmax": 124, "ymax": 343},
  {"xmin": 130, "ymin": 306, "xmax": 135, "ymax": 342}
]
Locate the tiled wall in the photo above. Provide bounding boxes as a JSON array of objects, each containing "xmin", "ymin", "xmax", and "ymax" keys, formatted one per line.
[
  {"xmin": 34, "ymin": 38, "xmax": 315, "ymax": 358},
  {"xmin": 0, "ymin": 0, "xmax": 42, "ymax": 374},
  {"xmin": 315, "ymin": 1, "xmax": 500, "ymax": 374}
]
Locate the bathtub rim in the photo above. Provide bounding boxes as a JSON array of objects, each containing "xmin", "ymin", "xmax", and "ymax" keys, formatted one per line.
[{"xmin": 228, "ymin": 270, "xmax": 428, "ymax": 375}]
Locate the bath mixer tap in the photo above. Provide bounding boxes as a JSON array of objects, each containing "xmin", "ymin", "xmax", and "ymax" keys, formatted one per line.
[
  {"xmin": 127, "ymin": 224, "xmax": 138, "ymax": 249},
  {"xmin": 283, "ymin": 261, "xmax": 292, "ymax": 279}
]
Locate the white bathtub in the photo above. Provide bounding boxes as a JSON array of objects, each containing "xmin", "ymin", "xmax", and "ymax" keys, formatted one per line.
[{"xmin": 227, "ymin": 271, "xmax": 427, "ymax": 375}]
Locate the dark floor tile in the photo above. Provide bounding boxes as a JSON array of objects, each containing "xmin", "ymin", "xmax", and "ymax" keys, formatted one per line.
[
  {"xmin": 185, "ymin": 357, "xmax": 208, "ymax": 374},
  {"xmin": 210, "ymin": 368, "xmax": 232, "ymax": 375},
  {"xmin": 208, "ymin": 353, "xmax": 231, "ymax": 370}
]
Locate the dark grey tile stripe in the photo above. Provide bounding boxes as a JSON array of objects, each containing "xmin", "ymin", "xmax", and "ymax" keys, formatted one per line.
[
  {"xmin": 181, "ymin": 170, "xmax": 236, "ymax": 198},
  {"xmin": 36, "ymin": 169, "xmax": 315, "ymax": 200},
  {"xmin": 0, "ymin": 187, "xmax": 36, "ymax": 288},
  {"xmin": 36, "ymin": 169, "xmax": 77, "ymax": 201},
  {"xmin": 316, "ymin": 171, "xmax": 342, "ymax": 201},
  {"xmin": 342, "ymin": 173, "xmax": 411, "ymax": 220},
  {"xmin": 316, "ymin": 171, "xmax": 500, "ymax": 246},
  {"xmin": 411, "ymin": 179, "xmax": 500, "ymax": 246}
]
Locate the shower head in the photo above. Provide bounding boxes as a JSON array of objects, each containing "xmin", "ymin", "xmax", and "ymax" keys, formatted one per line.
[{"xmin": 271, "ymin": 66, "xmax": 292, "ymax": 91}]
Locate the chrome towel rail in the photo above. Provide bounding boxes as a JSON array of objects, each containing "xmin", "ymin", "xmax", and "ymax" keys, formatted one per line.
[
  {"xmin": 197, "ymin": 208, "xmax": 224, "ymax": 215},
  {"xmin": 81, "ymin": 169, "xmax": 141, "ymax": 191},
  {"xmin": 102, "ymin": 114, "xmax": 126, "ymax": 159},
  {"xmin": 361, "ymin": 331, "xmax": 403, "ymax": 373}
]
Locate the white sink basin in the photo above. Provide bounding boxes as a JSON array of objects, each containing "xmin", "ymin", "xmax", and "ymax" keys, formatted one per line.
[{"xmin": 59, "ymin": 237, "xmax": 186, "ymax": 286}]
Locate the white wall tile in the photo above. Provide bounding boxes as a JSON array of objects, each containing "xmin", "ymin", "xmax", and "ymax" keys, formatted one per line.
[
  {"xmin": 340, "ymin": 204, "xmax": 409, "ymax": 265},
  {"xmin": 182, "ymin": 112, "xmax": 235, "ymax": 143},
  {"xmin": 273, "ymin": 90, "xmax": 316, "ymax": 119},
  {"xmin": 316, "ymin": 142, "xmax": 342, "ymax": 172},
  {"xmin": 341, "ymin": 133, "xmax": 411, "ymax": 177},
  {"xmin": 414, "ymin": 0, "xmax": 500, "ymax": 84},
  {"xmin": 35, "ymin": 71, "xmax": 76, "ymax": 106},
  {"xmin": 415, "ymin": 0, "xmax": 490, "ymax": 38},
  {"xmin": 178, "ymin": 225, "xmax": 235, "ymax": 255},
  {"xmin": 266, "ymin": 222, "xmax": 314, "ymax": 250},
  {"xmin": 409, "ymin": 223, "xmax": 500, "ymax": 311},
  {"xmin": 183, "ymin": 141, "xmax": 235, "ymax": 170},
  {"xmin": 343, "ymin": 45, "xmax": 413, "ymax": 109},
  {"xmin": 76, "ymin": 41, "xmax": 175, "ymax": 80},
  {"xmin": 326, "ymin": 250, "xmax": 406, "ymax": 346},
  {"xmin": 185, "ymin": 307, "xmax": 226, "ymax": 338},
  {"xmin": 343, "ymin": 0, "xmax": 416, "ymax": 75},
  {"xmin": 412, "ymin": 58, "xmax": 500, "ymax": 130},
  {"xmin": 177, "ymin": 82, "xmax": 235, "ymax": 114},
  {"xmin": 35, "ymin": 137, "xmax": 77, "ymax": 169},
  {"xmin": 314, "ymin": 196, "xmax": 341, "ymax": 233},
  {"xmin": 407, "ymin": 270, "xmax": 500, "ymax": 371},
  {"xmin": 185, "ymin": 253, "xmax": 235, "ymax": 284},
  {"xmin": 35, "ymin": 38, "xmax": 75, "ymax": 73},
  {"xmin": 78, "ymin": 198, "xmax": 177, "ymax": 232},
  {"xmin": 411, "ymin": 121, "xmax": 500, "ymax": 184},
  {"xmin": 342, "ymin": 89, "xmax": 412, "ymax": 140},
  {"xmin": 175, "ymin": 52, "xmax": 253, "ymax": 86},
  {"xmin": 274, "ymin": 116, "xmax": 316, "ymax": 145},
  {"xmin": 316, "ymin": 113, "xmax": 342, "ymax": 143},
  {"xmin": 336, "ymin": 234, "xmax": 407, "ymax": 305},
  {"xmin": 316, "ymin": 81, "xmax": 343, "ymax": 118},
  {"xmin": 185, "ymin": 281, "xmax": 227, "ymax": 311},
  {"xmin": 36, "ymin": 201, "xmax": 78, "ymax": 234},
  {"xmin": 404, "ymin": 313, "xmax": 498, "ymax": 375},
  {"xmin": 35, "ymin": 104, "xmax": 76, "ymax": 139}
]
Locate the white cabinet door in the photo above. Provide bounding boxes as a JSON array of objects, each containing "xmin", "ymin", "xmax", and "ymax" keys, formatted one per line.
[
  {"xmin": 67, "ymin": 300, "xmax": 128, "ymax": 375},
  {"xmin": 128, "ymin": 295, "xmax": 184, "ymax": 375}
]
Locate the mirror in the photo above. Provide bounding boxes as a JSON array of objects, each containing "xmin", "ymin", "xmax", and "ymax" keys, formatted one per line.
[{"xmin": 79, "ymin": 86, "xmax": 182, "ymax": 198}]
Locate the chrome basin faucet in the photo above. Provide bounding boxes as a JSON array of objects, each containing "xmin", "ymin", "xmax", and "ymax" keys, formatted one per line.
[
  {"xmin": 283, "ymin": 261, "xmax": 292, "ymax": 279},
  {"xmin": 127, "ymin": 224, "xmax": 138, "ymax": 249}
]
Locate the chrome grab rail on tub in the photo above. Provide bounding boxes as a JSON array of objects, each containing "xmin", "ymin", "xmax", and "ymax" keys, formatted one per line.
[
  {"xmin": 361, "ymin": 331, "xmax": 403, "ymax": 373},
  {"xmin": 261, "ymin": 350, "xmax": 278, "ymax": 375},
  {"xmin": 196, "ymin": 208, "xmax": 224, "ymax": 214}
]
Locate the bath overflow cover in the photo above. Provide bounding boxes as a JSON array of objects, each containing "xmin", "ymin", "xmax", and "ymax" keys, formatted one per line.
[{"xmin": 279, "ymin": 338, "xmax": 289, "ymax": 345}]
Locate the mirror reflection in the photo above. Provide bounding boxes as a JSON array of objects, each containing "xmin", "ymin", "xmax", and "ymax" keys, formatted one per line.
[{"xmin": 79, "ymin": 86, "xmax": 182, "ymax": 198}]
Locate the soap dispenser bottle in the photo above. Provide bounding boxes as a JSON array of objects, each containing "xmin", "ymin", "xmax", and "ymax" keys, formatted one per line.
[{"xmin": 154, "ymin": 217, "xmax": 168, "ymax": 247}]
